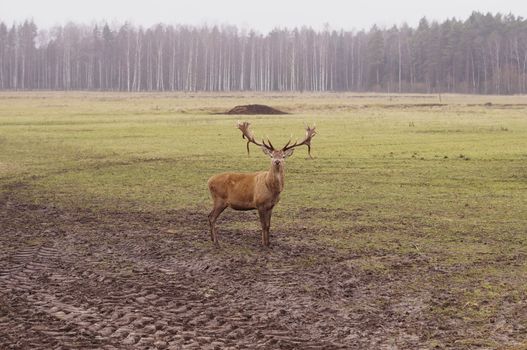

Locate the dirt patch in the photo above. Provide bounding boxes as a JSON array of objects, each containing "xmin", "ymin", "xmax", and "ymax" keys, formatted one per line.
[
  {"xmin": 1, "ymin": 197, "xmax": 525, "ymax": 349},
  {"xmin": 467, "ymin": 103, "xmax": 527, "ymax": 109},
  {"xmin": 224, "ymin": 104, "xmax": 288, "ymax": 115},
  {"xmin": 372, "ymin": 103, "xmax": 446, "ymax": 108}
]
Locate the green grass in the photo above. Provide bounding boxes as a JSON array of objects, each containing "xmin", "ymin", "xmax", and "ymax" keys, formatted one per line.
[
  {"xmin": 1, "ymin": 92, "xmax": 526, "ymax": 235},
  {"xmin": 1, "ymin": 91, "xmax": 526, "ymax": 344}
]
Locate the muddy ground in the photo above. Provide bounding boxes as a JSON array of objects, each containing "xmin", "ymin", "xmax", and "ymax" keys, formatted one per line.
[{"xmin": 1, "ymin": 195, "xmax": 525, "ymax": 349}]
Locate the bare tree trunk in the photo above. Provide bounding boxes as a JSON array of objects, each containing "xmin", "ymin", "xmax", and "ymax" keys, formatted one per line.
[
  {"xmin": 126, "ymin": 31, "xmax": 131, "ymax": 91},
  {"xmin": 398, "ymin": 33, "xmax": 402, "ymax": 93},
  {"xmin": 495, "ymin": 38, "xmax": 500, "ymax": 94},
  {"xmin": 523, "ymin": 51, "xmax": 527, "ymax": 94},
  {"xmin": 240, "ymin": 38, "xmax": 245, "ymax": 90},
  {"xmin": 132, "ymin": 30, "xmax": 142, "ymax": 91},
  {"xmin": 156, "ymin": 41, "xmax": 163, "ymax": 90},
  {"xmin": 514, "ymin": 38, "xmax": 521, "ymax": 94}
]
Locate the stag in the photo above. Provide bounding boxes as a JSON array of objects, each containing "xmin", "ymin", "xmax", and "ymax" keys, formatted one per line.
[{"xmin": 207, "ymin": 121, "xmax": 316, "ymax": 247}]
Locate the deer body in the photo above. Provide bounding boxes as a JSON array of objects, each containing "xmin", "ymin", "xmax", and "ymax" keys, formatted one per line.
[
  {"xmin": 208, "ymin": 168, "xmax": 283, "ymax": 211},
  {"xmin": 208, "ymin": 122, "xmax": 315, "ymax": 247}
]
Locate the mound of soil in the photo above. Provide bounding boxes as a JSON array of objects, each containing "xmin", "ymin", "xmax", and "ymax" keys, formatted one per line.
[{"xmin": 225, "ymin": 104, "xmax": 288, "ymax": 115}]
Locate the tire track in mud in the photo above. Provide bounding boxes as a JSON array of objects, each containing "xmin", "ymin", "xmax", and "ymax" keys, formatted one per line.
[
  {"xmin": 0, "ymin": 205, "xmax": 356, "ymax": 349},
  {"xmin": 6, "ymin": 200, "xmax": 522, "ymax": 349},
  {"xmin": 95, "ymin": 232, "xmax": 354, "ymax": 349},
  {"xmin": 0, "ymin": 244, "xmax": 113, "ymax": 349}
]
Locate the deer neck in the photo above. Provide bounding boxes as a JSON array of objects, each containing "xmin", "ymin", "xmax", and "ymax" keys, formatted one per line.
[{"xmin": 266, "ymin": 163, "xmax": 285, "ymax": 193}]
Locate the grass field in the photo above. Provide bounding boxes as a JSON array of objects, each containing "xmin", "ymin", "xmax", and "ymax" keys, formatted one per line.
[{"xmin": 1, "ymin": 92, "xmax": 526, "ymax": 348}]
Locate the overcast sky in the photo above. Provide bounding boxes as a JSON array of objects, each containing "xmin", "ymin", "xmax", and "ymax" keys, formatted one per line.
[{"xmin": 2, "ymin": 0, "xmax": 526, "ymax": 32}]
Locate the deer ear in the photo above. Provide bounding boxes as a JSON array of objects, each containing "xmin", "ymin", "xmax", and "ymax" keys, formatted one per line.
[
  {"xmin": 283, "ymin": 148, "xmax": 295, "ymax": 158},
  {"xmin": 261, "ymin": 146, "xmax": 273, "ymax": 157}
]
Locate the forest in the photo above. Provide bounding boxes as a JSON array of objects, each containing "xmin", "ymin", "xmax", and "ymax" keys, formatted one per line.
[{"xmin": 1, "ymin": 12, "xmax": 526, "ymax": 94}]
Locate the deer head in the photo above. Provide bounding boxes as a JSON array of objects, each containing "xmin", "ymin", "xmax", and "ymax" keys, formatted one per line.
[{"xmin": 236, "ymin": 121, "xmax": 316, "ymax": 168}]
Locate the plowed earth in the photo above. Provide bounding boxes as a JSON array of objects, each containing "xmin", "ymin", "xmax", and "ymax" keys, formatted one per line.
[{"xmin": 1, "ymin": 195, "xmax": 525, "ymax": 349}]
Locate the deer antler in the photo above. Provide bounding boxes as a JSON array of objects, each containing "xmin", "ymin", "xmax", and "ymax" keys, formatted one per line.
[
  {"xmin": 237, "ymin": 121, "xmax": 274, "ymax": 155},
  {"xmin": 282, "ymin": 123, "xmax": 317, "ymax": 158}
]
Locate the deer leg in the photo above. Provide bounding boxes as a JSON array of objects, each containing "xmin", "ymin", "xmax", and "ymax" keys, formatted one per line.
[
  {"xmin": 257, "ymin": 208, "xmax": 267, "ymax": 246},
  {"xmin": 208, "ymin": 202, "xmax": 227, "ymax": 245},
  {"xmin": 257, "ymin": 207, "xmax": 272, "ymax": 247},
  {"xmin": 264, "ymin": 209, "xmax": 272, "ymax": 247}
]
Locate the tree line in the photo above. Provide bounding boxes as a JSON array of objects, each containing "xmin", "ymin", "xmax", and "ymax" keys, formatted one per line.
[{"xmin": 1, "ymin": 12, "xmax": 526, "ymax": 94}]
